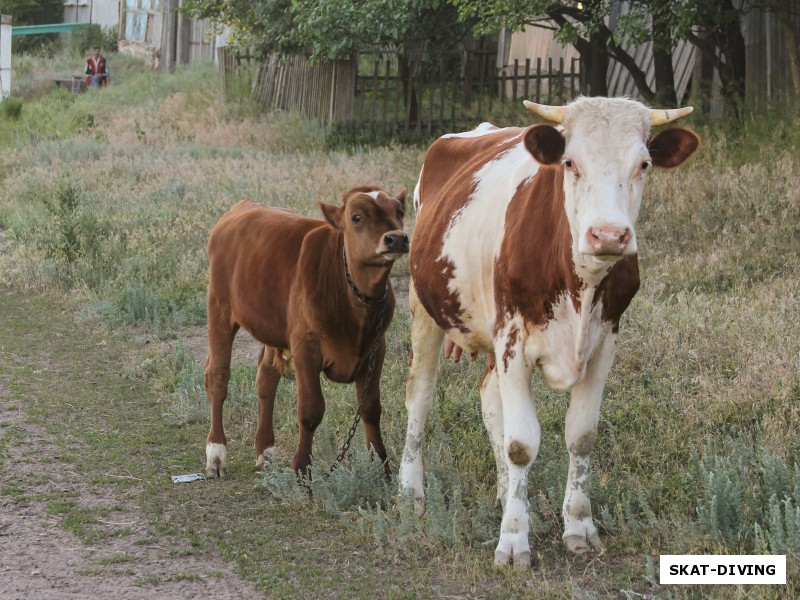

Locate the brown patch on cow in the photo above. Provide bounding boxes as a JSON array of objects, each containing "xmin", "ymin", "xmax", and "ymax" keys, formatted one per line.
[
  {"xmin": 569, "ymin": 431, "xmax": 598, "ymax": 457},
  {"xmin": 494, "ymin": 166, "xmax": 584, "ymax": 329},
  {"xmin": 479, "ymin": 363, "xmax": 494, "ymax": 388},
  {"xmin": 507, "ymin": 440, "xmax": 532, "ymax": 466},
  {"xmin": 594, "ymin": 254, "xmax": 640, "ymax": 332},
  {"xmin": 502, "ymin": 323, "xmax": 520, "ymax": 371},
  {"xmin": 410, "ymin": 129, "xmax": 525, "ymax": 332}
]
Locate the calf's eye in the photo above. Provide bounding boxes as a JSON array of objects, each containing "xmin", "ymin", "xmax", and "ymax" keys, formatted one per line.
[{"xmin": 351, "ymin": 214, "xmax": 362, "ymax": 223}]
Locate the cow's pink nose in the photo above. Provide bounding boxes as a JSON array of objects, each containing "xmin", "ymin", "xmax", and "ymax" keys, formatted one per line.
[{"xmin": 587, "ymin": 226, "xmax": 631, "ymax": 255}]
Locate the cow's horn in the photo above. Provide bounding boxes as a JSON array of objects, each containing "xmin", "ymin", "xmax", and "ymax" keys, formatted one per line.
[
  {"xmin": 523, "ymin": 100, "xmax": 566, "ymax": 124},
  {"xmin": 650, "ymin": 106, "xmax": 693, "ymax": 126}
]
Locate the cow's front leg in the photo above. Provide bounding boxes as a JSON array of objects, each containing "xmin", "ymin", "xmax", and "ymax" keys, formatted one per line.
[
  {"xmin": 399, "ymin": 282, "xmax": 444, "ymax": 516},
  {"xmin": 479, "ymin": 367, "xmax": 508, "ymax": 510},
  {"xmin": 562, "ymin": 333, "xmax": 617, "ymax": 554},
  {"xmin": 494, "ymin": 327, "xmax": 538, "ymax": 570},
  {"xmin": 356, "ymin": 336, "xmax": 390, "ymax": 476},
  {"xmin": 290, "ymin": 343, "xmax": 325, "ymax": 475}
]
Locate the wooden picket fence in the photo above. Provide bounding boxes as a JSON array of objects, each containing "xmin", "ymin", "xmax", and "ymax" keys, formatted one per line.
[{"xmin": 219, "ymin": 48, "xmax": 582, "ymax": 140}]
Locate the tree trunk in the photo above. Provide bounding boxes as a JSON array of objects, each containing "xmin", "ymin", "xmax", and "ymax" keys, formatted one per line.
[
  {"xmin": 715, "ymin": 0, "xmax": 746, "ymax": 121},
  {"xmin": 691, "ymin": 30, "xmax": 716, "ymax": 115},
  {"xmin": 776, "ymin": 2, "xmax": 800, "ymax": 97},
  {"xmin": 651, "ymin": 4, "xmax": 678, "ymax": 106},
  {"xmin": 398, "ymin": 55, "xmax": 418, "ymax": 128}
]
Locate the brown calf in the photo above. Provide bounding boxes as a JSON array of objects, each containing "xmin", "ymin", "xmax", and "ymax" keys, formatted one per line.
[{"xmin": 205, "ymin": 186, "xmax": 408, "ymax": 477}]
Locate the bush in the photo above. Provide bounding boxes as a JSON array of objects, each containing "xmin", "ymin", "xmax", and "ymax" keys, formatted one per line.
[
  {"xmin": 71, "ymin": 24, "xmax": 119, "ymax": 56},
  {"xmin": 1, "ymin": 97, "xmax": 23, "ymax": 120}
]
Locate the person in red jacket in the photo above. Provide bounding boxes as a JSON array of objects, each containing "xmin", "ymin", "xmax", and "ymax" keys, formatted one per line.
[{"xmin": 85, "ymin": 46, "xmax": 109, "ymax": 88}]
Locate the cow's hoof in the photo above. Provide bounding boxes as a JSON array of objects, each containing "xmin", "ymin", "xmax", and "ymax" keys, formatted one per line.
[
  {"xmin": 494, "ymin": 549, "xmax": 531, "ymax": 570},
  {"xmin": 206, "ymin": 443, "xmax": 227, "ymax": 478},
  {"xmin": 255, "ymin": 447, "xmax": 276, "ymax": 471},
  {"xmin": 563, "ymin": 529, "xmax": 601, "ymax": 554},
  {"xmin": 494, "ymin": 535, "xmax": 531, "ymax": 569}
]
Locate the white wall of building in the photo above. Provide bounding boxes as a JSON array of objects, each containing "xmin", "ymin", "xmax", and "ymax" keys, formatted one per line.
[
  {"xmin": 0, "ymin": 15, "xmax": 11, "ymax": 100},
  {"xmin": 63, "ymin": 1, "xmax": 119, "ymax": 28}
]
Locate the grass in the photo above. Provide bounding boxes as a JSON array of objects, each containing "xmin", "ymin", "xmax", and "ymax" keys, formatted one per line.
[{"xmin": 0, "ymin": 49, "xmax": 799, "ymax": 597}]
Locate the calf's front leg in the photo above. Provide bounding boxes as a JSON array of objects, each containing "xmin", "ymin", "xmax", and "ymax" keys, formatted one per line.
[
  {"xmin": 356, "ymin": 337, "xmax": 390, "ymax": 476},
  {"xmin": 290, "ymin": 343, "xmax": 325, "ymax": 474}
]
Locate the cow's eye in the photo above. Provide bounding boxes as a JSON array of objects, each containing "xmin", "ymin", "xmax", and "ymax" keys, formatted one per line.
[
  {"xmin": 563, "ymin": 158, "xmax": 578, "ymax": 173},
  {"xmin": 640, "ymin": 160, "xmax": 652, "ymax": 172},
  {"xmin": 351, "ymin": 214, "xmax": 362, "ymax": 223}
]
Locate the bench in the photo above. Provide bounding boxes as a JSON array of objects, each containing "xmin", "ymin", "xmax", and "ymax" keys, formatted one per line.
[{"xmin": 54, "ymin": 76, "xmax": 86, "ymax": 93}]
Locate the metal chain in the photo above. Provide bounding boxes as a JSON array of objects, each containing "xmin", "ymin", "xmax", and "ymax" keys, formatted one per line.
[
  {"xmin": 343, "ymin": 245, "xmax": 387, "ymax": 305},
  {"xmin": 330, "ymin": 300, "xmax": 387, "ymax": 474}
]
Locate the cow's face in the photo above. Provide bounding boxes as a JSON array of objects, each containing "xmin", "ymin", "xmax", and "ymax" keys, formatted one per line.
[
  {"xmin": 318, "ymin": 186, "xmax": 409, "ymax": 265},
  {"xmin": 524, "ymin": 98, "xmax": 700, "ymax": 266}
]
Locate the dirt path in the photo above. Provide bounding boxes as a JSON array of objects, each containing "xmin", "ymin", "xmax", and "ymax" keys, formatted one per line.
[{"xmin": 0, "ymin": 291, "xmax": 262, "ymax": 599}]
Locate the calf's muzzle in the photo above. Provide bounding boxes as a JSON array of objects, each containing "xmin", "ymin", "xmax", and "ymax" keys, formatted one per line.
[{"xmin": 384, "ymin": 232, "xmax": 410, "ymax": 254}]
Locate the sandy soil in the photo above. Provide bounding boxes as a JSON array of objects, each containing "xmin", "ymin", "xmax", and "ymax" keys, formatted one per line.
[{"xmin": 0, "ymin": 373, "xmax": 260, "ymax": 599}]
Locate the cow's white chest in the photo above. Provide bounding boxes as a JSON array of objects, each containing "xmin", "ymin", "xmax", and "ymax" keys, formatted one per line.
[{"xmin": 523, "ymin": 291, "xmax": 610, "ymax": 391}]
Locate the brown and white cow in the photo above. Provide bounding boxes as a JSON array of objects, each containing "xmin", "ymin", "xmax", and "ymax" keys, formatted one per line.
[
  {"xmin": 205, "ymin": 186, "xmax": 408, "ymax": 477},
  {"xmin": 399, "ymin": 97, "xmax": 700, "ymax": 568}
]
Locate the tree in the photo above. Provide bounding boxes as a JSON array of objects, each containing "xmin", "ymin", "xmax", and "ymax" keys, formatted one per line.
[
  {"xmin": 676, "ymin": 0, "xmax": 747, "ymax": 121},
  {"xmin": 454, "ymin": 0, "xmax": 691, "ymax": 103},
  {"xmin": 182, "ymin": 0, "xmax": 473, "ymax": 124},
  {"xmin": 181, "ymin": 0, "xmax": 471, "ymax": 59},
  {"xmin": 0, "ymin": 0, "xmax": 63, "ymax": 25}
]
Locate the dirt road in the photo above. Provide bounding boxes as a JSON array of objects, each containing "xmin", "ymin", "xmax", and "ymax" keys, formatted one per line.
[{"xmin": 0, "ymin": 289, "xmax": 262, "ymax": 599}]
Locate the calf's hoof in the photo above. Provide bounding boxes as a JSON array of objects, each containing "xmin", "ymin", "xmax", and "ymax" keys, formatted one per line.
[
  {"xmin": 563, "ymin": 529, "xmax": 601, "ymax": 554},
  {"xmin": 206, "ymin": 442, "xmax": 228, "ymax": 478}
]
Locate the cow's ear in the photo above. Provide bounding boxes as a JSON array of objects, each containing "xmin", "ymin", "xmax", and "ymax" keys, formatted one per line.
[
  {"xmin": 648, "ymin": 127, "xmax": 700, "ymax": 169},
  {"xmin": 395, "ymin": 187, "xmax": 407, "ymax": 210},
  {"xmin": 318, "ymin": 200, "xmax": 343, "ymax": 229},
  {"xmin": 523, "ymin": 124, "xmax": 565, "ymax": 165}
]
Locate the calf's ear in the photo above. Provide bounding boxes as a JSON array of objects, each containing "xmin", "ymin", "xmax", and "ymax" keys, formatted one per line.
[
  {"xmin": 395, "ymin": 187, "xmax": 407, "ymax": 210},
  {"xmin": 318, "ymin": 200, "xmax": 343, "ymax": 229},
  {"xmin": 523, "ymin": 124, "xmax": 565, "ymax": 165},
  {"xmin": 648, "ymin": 127, "xmax": 701, "ymax": 169}
]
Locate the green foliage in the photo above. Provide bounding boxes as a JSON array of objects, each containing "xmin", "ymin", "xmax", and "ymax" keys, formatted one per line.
[
  {"xmin": 261, "ymin": 447, "xmax": 393, "ymax": 516},
  {"xmin": 181, "ymin": 0, "xmax": 472, "ymax": 60},
  {"xmin": 0, "ymin": 96, "xmax": 23, "ymax": 120},
  {"xmin": 685, "ymin": 434, "xmax": 800, "ymax": 555},
  {"xmin": 70, "ymin": 24, "xmax": 119, "ymax": 55},
  {"xmin": 8, "ymin": 177, "xmax": 112, "ymax": 290}
]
